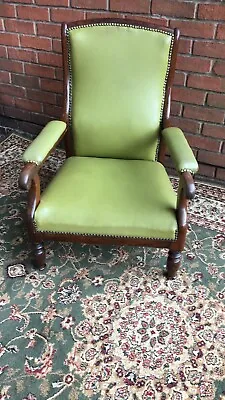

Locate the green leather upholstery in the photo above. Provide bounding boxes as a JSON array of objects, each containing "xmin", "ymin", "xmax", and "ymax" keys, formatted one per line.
[
  {"xmin": 68, "ymin": 25, "xmax": 173, "ymax": 160},
  {"xmin": 162, "ymin": 127, "xmax": 199, "ymax": 174},
  {"xmin": 23, "ymin": 121, "xmax": 67, "ymax": 165},
  {"xmin": 35, "ymin": 157, "xmax": 177, "ymax": 240}
]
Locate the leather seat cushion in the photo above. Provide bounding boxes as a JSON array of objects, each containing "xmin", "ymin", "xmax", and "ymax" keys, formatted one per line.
[{"xmin": 34, "ymin": 157, "xmax": 177, "ymax": 240}]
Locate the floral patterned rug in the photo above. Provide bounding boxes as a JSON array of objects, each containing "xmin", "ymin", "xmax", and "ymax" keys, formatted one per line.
[{"xmin": 0, "ymin": 134, "xmax": 225, "ymax": 400}]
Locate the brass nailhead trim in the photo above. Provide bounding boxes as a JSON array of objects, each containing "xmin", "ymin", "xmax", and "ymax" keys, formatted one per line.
[
  {"xmin": 180, "ymin": 168, "xmax": 194, "ymax": 174},
  {"xmin": 34, "ymin": 222, "xmax": 178, "ymax": 241},
  {"xmin": 24, "ymin": 160, "xmax": 39, "ymax": 166},
  {"xmin": 66, "ymin": 23, "xmax": 174, "ymax": 162},
  {"xmin": 155, "ymin": 34, "xmax": 174, "ymax": 161}
]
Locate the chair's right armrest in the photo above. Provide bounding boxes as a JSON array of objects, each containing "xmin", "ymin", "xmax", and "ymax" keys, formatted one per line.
[
  {"xmin": 19, "ymin": 120, "xmax": 67, "ymax": 191},
  {"xmin": 22, "ymin": 120, "xmax": 67, "ymax": 166}
]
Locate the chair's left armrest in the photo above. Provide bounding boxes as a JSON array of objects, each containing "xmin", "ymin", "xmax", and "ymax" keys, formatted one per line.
[
  {"xmin": 162, "ymin": 127, "xmax": 198, "ymax": 176},
  {"xmin": 22, "ymin": 120, "xmax": 67, "ymax": 166}
]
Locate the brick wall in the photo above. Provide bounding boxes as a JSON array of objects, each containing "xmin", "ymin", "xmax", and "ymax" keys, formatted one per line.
[{"xmin": 1, "ymin": 0, "xmax": 225, "ymax": 180}]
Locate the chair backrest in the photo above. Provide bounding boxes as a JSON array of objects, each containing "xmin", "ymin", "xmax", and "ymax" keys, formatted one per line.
[{"xmin": 64, "ymin": 20, "xmax": 177, "ymax": 161}]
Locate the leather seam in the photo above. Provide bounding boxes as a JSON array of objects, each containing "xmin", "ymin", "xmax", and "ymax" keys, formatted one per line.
[{"xmin": 33, "ymin": 222, "xmax": 178, "ymax": 242}]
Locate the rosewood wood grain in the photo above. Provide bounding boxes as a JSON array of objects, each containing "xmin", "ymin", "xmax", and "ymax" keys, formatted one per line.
[
  {"xmin": 19, "ymin": 162, "xmax": 39, "ymax": 191},
  {"xmin": 166, "ymin": 250, "xmax": 182, "ymax": 279},
  {"xmin": 33, "ymin": 242, "xmax": 46, "ymax": 270}
]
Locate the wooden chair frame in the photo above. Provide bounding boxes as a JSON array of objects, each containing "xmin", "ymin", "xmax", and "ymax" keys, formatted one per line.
[{"xmin": 19, "ymin": 18, "xmax": 196, "ymax": 279}]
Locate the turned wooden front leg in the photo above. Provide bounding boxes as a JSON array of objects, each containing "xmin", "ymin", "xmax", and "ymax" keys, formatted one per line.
[
  {"xmin": 33, "ymin": 242, "xmax": 46, "ymax": 271},
  {"xmin": 166, "ymin": 250, "xmax": 181, "ymax": 279}
]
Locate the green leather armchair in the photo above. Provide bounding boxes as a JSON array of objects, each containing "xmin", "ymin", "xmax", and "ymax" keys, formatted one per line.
[{"xmin": 19, "ymin": 18, "xmax": 198, "ymax": 279}]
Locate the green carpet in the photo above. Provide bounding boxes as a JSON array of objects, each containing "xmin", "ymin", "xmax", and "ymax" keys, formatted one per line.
[{"xmin": 0, "ymin": 134, "xmax": 225, "ymax": 400}]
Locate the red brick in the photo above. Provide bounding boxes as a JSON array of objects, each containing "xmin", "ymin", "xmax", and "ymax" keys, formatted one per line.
[
  {"xmin": 172, "ymin": 87, "xmax": 206, "ymax": 106},
  {"xmin": 40, "ymin": 78, "xmax": 63, "ymax": 93},
  {"xmin": 193, "ymin": 41, "xmax": 225, "ymax": 59},
  {"xmin": 1, "ymin": 59, "xmax": 23, "ymax": 73},
  {"xmin": 30, "ymin": 113, "xmax": 53, "ymax": 126},
  {"xmin": 38, "ymin": 52, "xmax": 62, "ymax": 67},
  {"xmin": 198, "ymin": 4, "xmax": 225, "ymax": 21},
  {"xmin": 44, "ymin": 104, "xmax": 62, "ymax": 117},
  {"xmin": 176, "ymin": 55, "xmax": 211, "ymax": 73},
  {"xmin": 8, "ymin": 47, "xmax": 37, "ymax": 62},
  {"xmin": 0, "ymin": 71, "xmax": 10, "ymax": 83},
  {"xmin": 24, "ymin": 64, "xmax": 55, "ymax": 79},
  {"xmin": 202, "ymin": 124, "xmax": 225, "ymax": 140},
  {"xmin": 187, "ymin": 74, "xmax": 224, "ymax": 92},
  {"xmin": 85, "ymin": 11, "xmax": 120, "ymax": 19},
  {"xmin": 170, "ymin": 20, "xmax": 216, "ymax": 39},
  {"xmin": 198, "ymin": 164, "xmax": 216, "ymax": 178},
  {"xmin": 52, "ymin": 39, "xmax": 61, "ymax": 53},
  {"xmin": 207, "ymin": 93, "xmax": 225, "ymax": 109},
  {"xmin": 56, "ymin": 94, "xmax": 63, "ymax": 106},
  {"xmin": 26, "ymin": 89, "xmax": 57, "ymax": 105},
  {"xmin": 198, "ymin": 150, "xmax": 225, "ymax": 168},
  {"xmin": 0, "ymin": 45, "xmax": 7, "ymax": 58},
  {"xmin": 55, "ymin": 67, "xmax": 63, "ymax": 81},
  {"xmin": 12, "ymin": 74, "xmax": 40, "ymax": 89},
  {"xmin": 4, "ymin": 19, "xmax": 35, "ymax": 34},
  {"xmin": 0, "ymin": 83, "xmax": 25, "ymax": 97},
  {"xmin": 152, "ymin": 0, "xmax": 195, "ymax": 18},
  {"xmin": 1, "ymin": 94, "xmax": 15, "ymax": 107},
  {"xmin": 3, "ymin": 106, "xmax": 32, "ymax": 122},
  {"xmin": 170, "ymin": 116, "xmax": 201, "ymax": 134},
  {"xmin": 15, "ymin": 98, "xmax": 42, "ymax": 113},
  {"xmin": 36, "ymin": 23, "xmax": 61, "ymax": 38},
  {"xmin": 186, "ymin": 133, "xmax": 221, "ymax": 152},
  {"xmin": 71, "ymin": 0, "xmax": 107, "ymax": 9},
  {"xmin": 216, "ymin": 24, "xmax": 225, "ymax": 40},
  {"xmin": 174, "ymin": 71, "xmax": 186, "ymax": 86},
  {"xmin": 1, "ymin": 4, "xmax": 16, "ymax": 17},
  {"xmin": 0, "ymin": 32, "xmax": 19, "ymax": 46},
  {"xmin": 184, "ymin": 105, "xmax": 224, "ymax": 124},
  {"xmin": 50, "ymin": 8, "xmax": 84, "ymax": 22},
  {"xmin": 110, "ymin": 0, "xmax": 150, "ymax": 13},
  {"xmin": 124, "ymin": 15, "xmax": 169, "ymax": 27},
  {"xmin": 213, "ymin": 61, "xmax": 225, "ymax": 77},
  {"xmin": 216, "ymin": 168, "xmax": 225, "ymax": 180},
  {"xmin": 17, "ymin": 6, "xmax": 49, "ymax": 21},
  {"xmin": 36, "ymin": 0, "xmax": 68, "ymax": 5},
  {"xmin": 3, "ymin": 0, "xmax": 32, "ymax": 3},
  {"xmin": 20, "ymin": 35, "xmax": 52, "ymax": 51},
  {"xmin": 171, "ymin": 101, "xmax": 182, "ymax": 116},
  {"xmin": 178, "ymin": 39, "xmax": 192, "ymax": 54}
]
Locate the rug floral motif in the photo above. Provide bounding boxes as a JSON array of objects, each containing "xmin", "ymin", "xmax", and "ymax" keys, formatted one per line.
[{"xmin": 0, "ymin": 134, "xmax": 225, "ymax": 400}]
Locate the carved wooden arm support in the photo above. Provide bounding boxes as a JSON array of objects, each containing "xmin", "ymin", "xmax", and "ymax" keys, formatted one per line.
[
  {"xmin": 19, "ymin": 163, "xmax": 41, "ymax": 221},
  {"xmin": 180, "ymin": 171, "xmax": 195, "ymax": 200},
  {"xmin": 19, "ymin": 121, "xmax": 67, "ymax": 222},
  {"xmin": 176, "ymin": 171, "xmax": 195, "ymax": 231},
  {"xmin": 19, "ymin": 162, "xmax": 40, "ymax": 191}
]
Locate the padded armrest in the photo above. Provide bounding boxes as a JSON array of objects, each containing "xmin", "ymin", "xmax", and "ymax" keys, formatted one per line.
[
  {"xmin": 162, "ymin": 127, "xmax": 198, "ymax": 174},
  {"xmin": 23, "ymin": 120, "xmax": 67, "ymax": 165}
]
